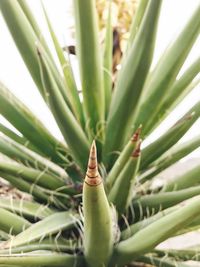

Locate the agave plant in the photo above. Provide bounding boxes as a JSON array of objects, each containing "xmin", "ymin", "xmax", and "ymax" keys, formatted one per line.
[{"xmin": 0, "ymin": 0, "xmax": 200, "ymax": 266}]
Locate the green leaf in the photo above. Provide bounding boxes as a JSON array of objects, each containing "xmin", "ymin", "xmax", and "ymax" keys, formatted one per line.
[
  {"xmin": 103, "ymin": 0, "xmax": 162, "ymax": 166},
  {"xmin": 74, "ymin": 0, "xmax": 104, "ymax": 142},
  {"xmin": 126, "ymin": 0, "xmax": 149, "ymax": 51},
  {"xmin": 0, "ymin": 211, "xmax": 79, "ymax": 249},
  {"xmin": 0, "ymin": 123, "xmax": 30, "ymax": 148},
  {"xmin": 0, "ymin": 230, "xmax": 11, "ymax": 241},
  {"xmin": 0, "ymin": 160, "xmax": 70, "ymax": 193},
  {"xmin": 163, "ymin": 56, "xmax": 200, "ymax": 108},
  {"xmin": 0, "ymin": 132, "xmax": 81, "ymax": 182},
  {"xmin": 133, "ymin": 4, "xmax": 200, "ymax": 136},
  {"xmin": 121, "ymin": 206, "xmax": 177, "ymax": 240},
  {"xmin": 0, "ymin": 134, "xmax": 69, "ymax": 181},
  {"xmin": 41, "ymin": 2, "xmax": 84, "ymax": 128},
  {"xmin": 0, "ymin": 208, "xmax": 31, "ymax": 235},
  {"xmin": 0, "ymin": 198, "xmax": 54, "ymax": 220},
  {"xmin": 0, "ymin": 82, "xmax": 68, "ymax": 165},
  {"xmin": 140, "ymin": 101, "xmax": 200, "ymax": 170},
  {"xmin": 108, "ymin": 141, "xmax": 141, "ymax": 214},
  {"xmin": 164, "ymin": 163, "xmax": 200, "ymax": 192},
  {"xmin": 0, "ymin": 238, "xmax": 80, "ymax": 254},
  {"xmin": 37, "ymin": 47, "xmax": 89, "ymax": 171},
  {"xmin": 145, "ymin": 57, "xmax": 200, "ymax": 135},
  {"xmin": 1, "ymin": 0, "xmax": 74, "ymax": 114},
  {"xmin": 0, "ymin": 252, "xmax": 84, "ymax": 267},
  {"xmin": 133, "ymin": 185, "xmax": 200, "ymax": 212},
  {"xmin": 103, "ymin": 0, "xmax": 113, "ymax": 116},
  {"xmin": 139, "ymin": 134, "xmax": 200, "ymax": 183},
  {"xmin": 0, "ymin": 0, "xmax": 42, "ymax": 93},
  {"xmin": 111, "ymin": 196, "xmax": 200, "ymax": 266},
  {"xmin": 83, "ymin": 142, "xmax": 113, "ymax": 267},
  {"xmin": 0, "ymin": 172, "xmax": 69, "ymax": 209},
  {"xmin": 106, "ymin": 126, "xmax": 141, "ymax": 191},
  {"xmin": 17, "ymin": 0, "xmax": 50, "ymax": 49},
  {"xmin": 174, "ymin": 213, "xmax": 200, "ymax": 236}
]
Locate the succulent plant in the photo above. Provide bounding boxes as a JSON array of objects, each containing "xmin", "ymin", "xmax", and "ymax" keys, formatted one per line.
[{"xmin": 0, "ymin": 0, "xmax": 200, "ymax": 266}]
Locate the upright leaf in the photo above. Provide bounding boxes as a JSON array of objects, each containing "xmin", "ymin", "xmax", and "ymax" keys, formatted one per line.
[
  {"xmin": 163, "ymin": 56, "xmax": 200, "ymax": 110},
  {"xmin": 74, "ymin": 0, "xmax": 104, "ymax": 142},
  {"xmin": 103, "ymin": 0, "xmax": 162, "ymax": 166},
  {"xmin": 41, "ymin": 2, "xmax": 84, "ymax": 127},
  {"xmin": 1, "ymin": 0, "xmax": 73, "ymax": 112},
  {"xmin": 37, "ymin": 47, "xmax": 89, "ymax": 171},
  {"xmin": 133, "ymin": 5, "xmax": 200, "ymax": 136},
  {"xmin": 144, "ymin": 56, "xmax": 200, "ymax": 135},
  {"xmin": 126, "ymin": 0, "xmax": 149, "ymax": 51},
  {"xmin": 0, "ymin": 0, "xmax": 43, "ymax": 95},
  {"xmin": 83, "ymin": 141, "xmax": 113, "ymax": 267},
  {"xmin": 103, "ymin": 0, "xmax": 113, "ymax": 116},
  {"xmin": 106, "ymin": 126, "xmax": 141, "ymax": 191},
  {"xmin": 108, "ymin": 141, "xmax": 141, "ymax": 215}
]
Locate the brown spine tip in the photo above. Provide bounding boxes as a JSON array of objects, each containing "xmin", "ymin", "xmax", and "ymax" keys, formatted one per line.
[
  {"xmin": 85, "ymin": 140, "xmax": 102, "ymax": 186},
  {"xmin": 131, "ymin": 125, "xmax": 142, "ymax": 142},
  {"xmin": 37, "ymin": 48, "xmax": 41, "ymax": 56},
  {"xmin": 132, "ymin": 139, "xmax": 142, "ymax": 158},
  {"xmin": 35, "ymin": 42, "xmax": 42, "ymax": 56}
]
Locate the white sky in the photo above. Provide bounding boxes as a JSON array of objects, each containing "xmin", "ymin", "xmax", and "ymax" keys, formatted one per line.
[{"xmin": 0, "ymin": 0, "xmax": 199, "ymax": 156}]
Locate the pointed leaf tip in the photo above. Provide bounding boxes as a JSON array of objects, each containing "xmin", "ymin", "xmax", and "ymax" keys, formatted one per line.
[
  {"xmin": 36, "ymin": 47, "xmax": 42, "ymax": 57},
  {"xmin": 88, "ymin": 140, "xmax": 97, "ymax": 167},
  {"xmin": 132, "ymin": 125, "xmax": 142, "ymax": 142},
  {"xmin": 35, "ymin": 42, "xmax": 43, "ymax": 57},
  {"xmin": 132, "ymin": 139, "xmax": 142, "ymax": 158},
  {"xmin": 85, "ymin": 140, "xmax": 102, "ymax": 186},
  {"xmin": 91, "ymin": 140, "xmax": 96, "ymax": 154}
]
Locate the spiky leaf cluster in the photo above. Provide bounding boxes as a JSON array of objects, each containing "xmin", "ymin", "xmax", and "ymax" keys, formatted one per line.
[{"xmin": 0, "ymin": 1, "xmax": 200, "ymax": 267}]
